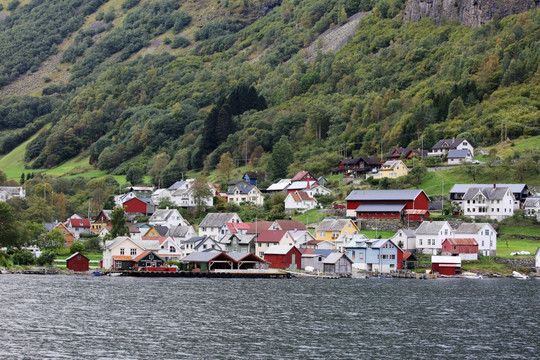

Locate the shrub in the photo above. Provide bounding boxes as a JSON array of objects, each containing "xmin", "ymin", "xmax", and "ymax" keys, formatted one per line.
[
  {"xmin": 12, "ymin": 249, "xmax": 34, "ymax": 266},
  {"xmin": 122, "ymin": 0, "xmax": 140, "ymax": 10},
  {"xmin": 70, "ymin": 241, "xmax": 86, "ymax": 254},
  {"xmin": 7, "ymin": 0, "xmax": 20, "ymax": 11},
  {"xmin": 36, "ymin": 250, "xmax": 56, "ymax": 266},
  {"xmin": 170, "ymin": 36, "xmax": 190, "ymax": 49}
]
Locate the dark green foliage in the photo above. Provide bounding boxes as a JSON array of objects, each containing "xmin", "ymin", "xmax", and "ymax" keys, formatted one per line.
[
  {"xmin": 0, "ymin": 202, "xmax": 20, "ymax": 248},
  {"xmin": 36, "ymin": 250, "xmax": 56, "ymax": 266},
  {"xmin": 122, "ymin": 0, "xmax": 140, "ymax": 10},
  {"xmin": 171, "ymin": 36, "xmax": 191, "ymax": 49},
  {"xmin": 12, "ymin": 249, "xmax": 34, "ymax": 266},
  {"xmin": 110, "ymin": 207, "xmax": 129, "ymax": 238},
  {"xmin": 70, "ymin": 241, "xmax": 85, "ymax": 254},
  {"xmin": 6, "ymin": 0, "xmax": 19, "ymax": 12},
  {"xmin": 84, "ymin": 237, "xmax": 102, "ymax": 252},
  {"xmin": 194, "ymin": 19, "xmax": 244, "ymax": 41},
  {"xmin": 126, "ymin": 167, "xmax": 144, "ymax": 185},
  {"xmin": 270, "ymin": 136, "xmax": 294, "ymax": 180}
]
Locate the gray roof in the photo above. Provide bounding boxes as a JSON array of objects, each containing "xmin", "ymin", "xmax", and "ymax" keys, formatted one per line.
[
  {"xmin": 316, "ymin": 219, "xmax": 354, "ymax": 232},
  {"xmin": 219, "ymin": 233, "xmax": 256, "ymax": 245},
  {"xmin": 432, "ymin": 138, "xmax": 467, "ymax": 150},
  {"xmin": 323, "ymin": 252, "xmax": 352, "ymax": 265},
  {"xmin": 455, "ymin": 223, "xmax": 496, "ymax": 235},
  {"xmin": 168, "ymin": 225, "xmax": 195, "ymax": 237},
  {"xmin": 150, "ymin": 209, "xmax": 180, "ymax": 222},
  {"xmin": 462, "ymin": 187, "xmax": 512, "ymax": 201},
  {"xmin": 227, "ymin": 252, "xmax": 266, "ymax": 262},
  {"xmin": 450, "ymin": 184, "xmax": 527, "ymax": 194},
  {"xmin": 168, "ymin": 180, "xmax": 188, "ymax": 191},
  {"xmin": 227, "ymin": 184, "xmax": 256, "ymax": 195},
  {"xmin": 355, "ymin": 204, "xmax": 406, "ymax": 212},
  {"xmin": 181, "ymin": 251, "xmax": 222, "ymax": 262},
  {"xmin": 399, "ymin": 228, "xmax": 417, "ymax": 237},
  {"xmin": 194, "ymin": 237, "xmax": 220, "ymax": 250},
  {"xmin": 447, "ymin": 149, "xmax": 470, "ymax": 158},
  {"xmin": 184, "ymin": 236, "xmax": 206, "ymax": 243},
  {"xmin": 346, "ymin": 189, "xmax": 427, "ymax": 201},
  {"xmin": 523, "ymin": 197, "xmax": 540, "ymax": 207},
  {"xmin": 153, "ymin": 225, "xmax": 169, "ymax": 236},
  {"xmin": 264, "ymin": 245, "xmax": 296, "ymax": 255},
  {"xmin": 415, "ymin": 221, "xmax": 449, "ymax": 235},
  {"xmin": 199, "ymin": 213, "xmax": 240, "ymax": 228}
]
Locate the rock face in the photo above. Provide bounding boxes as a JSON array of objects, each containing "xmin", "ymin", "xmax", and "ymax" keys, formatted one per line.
[{"xmin": 404, "ymin": 0, "xmax": 538, "ymax": 27}]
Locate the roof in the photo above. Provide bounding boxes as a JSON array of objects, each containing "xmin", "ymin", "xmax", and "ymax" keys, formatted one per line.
[
  {"xmin": 402, "ymin": 252, "xmax": 417, "ymax": 261},
  {"xmin": 113, "ymin": 255, "xmax": 133, "ymax": 261},
  {"xmin": 400, "ymin": 229, "xmax": 417, "ymax": 237},
  {"xmin": 289, "ymin": 191, "xmax": 316, "ymax": 202},
  {"xmin": 199, "ymin": 213, "xmax": 240, "ymax": 228},
  {"xmin": 132, "ymin": 250, "xmax": 151, "ymax": 262},
  {"xmin": 247, "ymin": 221, "xmax": 274, "ymax": 234},
  {"xmin": 65, "ymin": 252, "xmax": 89, "ymax": 261},
  {"xmin": 256, "ymin": 230, "xmax": 288, "ymax": 243},
  {"xmin": 96, "ymin": 210, "xmax": 112, "ymax": 221},
  {"xmin": 168, "ymin": 180, "xmax": 190, "ymax": 191},
  {"xmin": 524, "ymin": 197, "xmax": 540, "ymax": 207},
  {"xmin": 288, "ymin": 230, "xmax": 313, "ymax": 241},
  {"xmin": 404, "ymin": 209, "xmax": 429, "ymax": 215},
  {"xmin": 431, "ymin": 138, "xmax": 468, "ymax": 150},
  {"xmin": 227, "ymin": 183, "xmax": 256, "ymax": 195},
  {"xmin": 225, "ymin": 222, "xmax": 252, "ymax": 233},
  {"xmin": 381, "ymin": 160, "xmax": 406, "ymax": 170},
  {"xmin": 180, "ymin": 251, "xmax": 224, "ymax": 263},
  {"xmin": 449, "ymin": 184, "xmax": 527, "ymax": 194},
  {"xmin": 346, "ymin": 189, "xmax": 427, "ymax": 202},
  {"xmin": 150, "ymin": 209, "xmax": 182, "ymax": 222},
  {"xmin": 219, "ymin": 233, "xmax": 256, "ymax": 245},
  {"xmin": 386, "ymin": 147, "xmax": 410, "ymax": 158},
  {"xmin": 275, "ymin": 220, "xmax": 306, "ymax": 231},
  {"xmin": 266, "ymin": 179, "xmax": 291, "ymax": 191},
  {"xmin": 322, "ymin": 252, "xmax": 352, "ymax": 265},
  {"xmin": 286, "ymin": 181, "xmax": 318, "ymax": 191},
  {"xmin": 305, "ymin": 240, "xmax": 324, "ymax": 245},
  {"xmin": 128, "ymin": 226, "xmax": 140, "ymax": 233},
  {"xmin": 152, "ymin": 225, "xmax": 169, "ymax": 236},
  {"xmin": 227, "ymin": 252, "xmax": 266, "ymax": 263},
  {"xmin": 462, "ymin": 187, "xmax": 512, "ymax": 201},
  {"xmin": 291, "ymin": 171, "xmax": 313, "ymax": 181},
  {"xmin": 69, "ymin": 218, "xmax": 91, "ymax": 228},
  {"xmin": 432, "ymin": 256, "xmax": 461, "ymax": 265},
  {"xmin": 264, "ymin": 245, "xmax": 297, "ymax": 255},
  {"xmin": 316, "ymin": 219, "xmax": 355, "ymax": 232},
  {"xmin": 416, "ymin": 221, "xmax": 449, "ymax": 235},
  {"xmin": 355, "ymin": 204, "xmax": 406, "ymax": 212},
  {"xmin": 340, "ymin": 156, "xmax": 379, "ymax": 166},
  {"xmin": 455, "ymin": 223, "xmax": 495, "ymax": 235},
  {"xmin": 168, "ymin": 225, "xmax": 195, "ymax": 237},
  {"xmin": 447, "ymin": 149, "xmax": 470, "ymax": 158},
  {"xmin": 443, "ymin": 238, "xmax": 478, "ymax": 246},
  {"xmin": 244, "ymin": 171, "xmax": 268, "ymax": 179},
  {"xmin": 184, "ymin": 236, "xmax": 206, "ymax": 243}
]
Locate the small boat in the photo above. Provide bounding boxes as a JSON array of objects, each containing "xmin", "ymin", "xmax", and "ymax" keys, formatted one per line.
[
  {"xmin": 377, "ymin": 274, "xmax": 393, "ymax": 279},
  {"xmin": 463, "ymin": 274, "xmax": 483, "ymax": 279},
  {"xmin": 93, "ymin": 271, "xmax": 104, "ymax": 276},
  {"xmin": 108, "ymin": 272, "xmax": 122, "ymax": 277},
  {"xmin": 512, "ymin": 271, "xmax": 530, "ymax": 280}
]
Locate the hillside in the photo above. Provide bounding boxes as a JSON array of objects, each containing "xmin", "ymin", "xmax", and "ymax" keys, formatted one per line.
[{"xmin": 0, "ymin": 0, "xmax": 538, "ymax": 185}]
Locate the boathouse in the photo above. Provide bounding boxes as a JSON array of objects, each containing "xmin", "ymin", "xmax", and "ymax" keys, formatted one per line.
[
  {"xmin": 431, "ymin": 256, "xmax": 461, "ymax": 276},
  {"xmin": 227, "ymin": 252, "xmax": 268, "ymax": 270},
  {"xmin": 264, "ymin": 245, "xmax": 302, "ymax": 270},
  {"xmin": 66, "ymin": 252, "xmax": 89, "ymax": 272},
  {"xmin": 181, "ymin": 251, "xmax": 237, "ymax": 272},
  {"xmin": 322, "ymin": 253, "xmax": 353, "ymax": 274},
  {"xmin": 133, "ymin": 251, "xmax": 164, "ymax": 268},
  {"xmin": 441, "ymin": 238, "xmax": 478, "ymax": 260}
]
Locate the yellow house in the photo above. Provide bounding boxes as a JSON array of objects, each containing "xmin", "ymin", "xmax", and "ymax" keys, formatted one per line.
[
  {"xmin": 314, "ymin": 219, "xmax": 358, "ymax": 242},
  {"xmin": 373, "ymin": 160, "xmax": 409, "ymax": 179}
]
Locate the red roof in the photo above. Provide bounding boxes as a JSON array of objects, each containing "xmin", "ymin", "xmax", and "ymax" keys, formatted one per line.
[
  {"xmin": 226, "ymin": 222, "xmax": 252, "ymax": 233},
  {"xmin": 129, "ymin": 226, "xmax": 140, "ymax": 233},
  {"xmin": 275, "ymin": 220, "xmax": 306, "ymax": 231},
  {"xmin": 291, "ymin": 191, "xmax": 316, "ymax": 202},
  {"xmin": 299, "ymin": 248, "xmax": 315, "ymax": 255},
  {"xmin": 443, "ymin": 238, "xmax": 478, "ymax": 246},
  {"xmin": 291, "ymin": 171, "xmax": 314, "ymax": 182},
  {"xmin": 247, "ymin": 221, "xmax": 274, "ymax": 234},
  {"xmin": 133, "ymin": 250, "xmax": 151, "ymax": 262},
  {"xmin": 256, "ymin": 230, "xmax": 288, "ymax": 243},
  {"xmin": 69, "ymin": 218, "xmax": 91, "ymax": 228},
  {"xmin": 405, "ymin": 209, "xmax": 429, "ymax": 215},
  {"xmin": 305, "ymin": 240, "xmax": 323, "ymax": 245}
]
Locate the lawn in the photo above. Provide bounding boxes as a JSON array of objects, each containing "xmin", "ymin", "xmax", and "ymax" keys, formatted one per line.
[
  {"xmin": 56, "ymin": 252, "xmax": 103, "ymax": 261},
  {"xmin": 489, "ymin": 135, "xmax": 540, "ymax": 159},
  {"xmin": 0, "ymin": 126, "xmax": 49, "ymax": 179},
  {"xmin": 498, "ymin": 225, "xmax": 540, "ymax": 237},
  {"xmin": 357, "ymin": 229, "xmax": 396, "ymax": 239},
  {"xmin": 495, "ymin": 237, "xmax": 539, "ymax": 258},
  {"xmin": 292, "ymin": 209, "xmax": 328, "ymax": 226}
]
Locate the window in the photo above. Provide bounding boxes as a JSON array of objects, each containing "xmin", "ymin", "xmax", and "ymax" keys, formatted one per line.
[
  {"xmin": 419, "ymin": 239, "xmax": 423, "ymax": 245},
  {"xmin": 169, "ymin": 246, "xmax": 176, "ymax": 253},
  {"xmin": 130, "ymin": 248, "xmax": 137, "ymax": 256},
  {"xmin": 120, "ymin": 248, "xmax": 125, "ymax": 255}
]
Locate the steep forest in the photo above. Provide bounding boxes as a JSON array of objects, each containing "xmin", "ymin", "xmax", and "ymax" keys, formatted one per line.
[{"xmin": 0, "ymin": 0, "xmax": 538, "ymax": 184}]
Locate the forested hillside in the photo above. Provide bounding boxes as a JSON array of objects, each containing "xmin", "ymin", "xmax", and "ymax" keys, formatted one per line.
[{"xmin": 0, "ymin": 0, "xmax": 538, "ymax": 184}]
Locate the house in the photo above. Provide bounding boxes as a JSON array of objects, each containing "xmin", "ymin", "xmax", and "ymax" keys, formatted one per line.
[
  {"xmin": 429, "ymin": 138, "xmax": 474, "ymax": 157},
  {"xmin": 274, "ymin": 219, "xmax": 307, "ymax": 231},
  {"xmin": 288, "ymin": 229, "xmax": 316, "ymax": 247},
  {"xmin": 332, "ymin": 157, "xmax": 380, "ymax": 175},
  {"xmin": 317, "ymin": 176, "xmax": 328, "ymax": 187},
  {"xmin": 300, "ymin": 249, "xmax": 336, "ymax": 271},
  {"xmin": 524, "ymin": 197, "xmax": 540, "ymax": 221},
  {"xmin": 93, "ymin": 210, "xmax": 112, "ymax": 232},
  {"xmin": 536, "ymin": 246, "xmax": 540, "ymax": 273},
  {"xmin": 242, "ymin": 172, "xmax": 269, "ymax": 186},
  {"xmin": 284, "ymin": 191, "xmax": 318, "ymax": 213},
  {"xmin": 264, "ymin": 245, "xmax": 302, "ymax": 269},
  {"xmin": 133, "ymin": 251, "xmax": 165, "ymax": 268},
  {"xmin": 247, "ymin": 221, "xmax": 276, "ymax": 234},
  {"xmin": 182, "ymin": 236, "xmax": 225, "ymax": 256},
  {"xmin": 403, "ymin": 148, "xmax": 429, "ymax": 160},
  {"xmin": 123, "ymin": 197, "xmax": 155, "ymax": 215},
  {"xmin": 227, "ymin": 183, "xmax": 264, "ymax": 206},
  {"xmin": 345, "ymin": 189, "xmax": 430, "ymax": 219},
  {"xmin": 129, "ymin": 226, "xmax": 142, "ymax": 241},
  {"xmin": 454, "ymin": 223, "xmax": 497, "ymax": 256},
  {"xmin": 461, "ymin": 186, "xmax": 515, "ymax": 221},
  {"xmin": 227, "ymin": 252, "xmax": 268, "ymax": 270},
  {"xmin": 48, "ymin": 222, "xmax": 76, "ymax": 248},
  {"xmin": 102, "ymin": 236, "xmax": 160, "ymax": 269},
  {"xmin": 142, "ymin": 225, "xmax": 169, "ymax": 238},
  {"xmin": 323, "ymin": 253, "xmax": 353, "ymax": 274},
  {"xmin": 167, "ymin": 225, "xmax": 197, "ymax": 243},
  {"xmin": 167, "ymin": 179, "xmax": 214, "ymax": 208},
  {"xmin": 114, "ymin": 191, "xmax": 137, "ymax": 207},
  {"xmin": 301, "ymin": 240, "xmax": 335, "ymax": 250},
  {"xmin": 265, "ymin": 179, "xmax": 292, "ymax": 194},
  {"xmin": 314, "ymin": 219, "xmax": 358, "ymax": 243},
  {"xmin": 386, "ymin": 147, "xmax": 411, "ymax": 160},
  {"xmin": 154, "ymin": 236, "xmax": 183, "ymax": 262},
  {"xmin": 219, "ymin": 233, "xmax": 257, "ymax": 253},
  {"xmin": 401, "ymin": 252, "xmax": 418, "ymax": 270},
  {"xmin": 255, "ymin": 230, "xmax": 295, "ymax": 257},
  {"xmin": 0, "ymin": 186, "xmax": 26, "ymax": 202},
  {"xmin": 390, "ymin": 229, "xmax": 417, "ymax": 251},
  {"xmin": 219, "ymin": 222, "xmax": 252, "ymax": 238},
  {"xmin": 450, "ymin": 183, "xmax": 529, "ymax": 209},
  {"xmin": 66, "ymin": 252, "xmax": 90, "ymax": 272},
  {"xmin": 372, "ymin": 160, "xmax": 409, "ymax": 179},
  {"xmin": 442, "ymin": 238, "xmax": 478, "ymax": 260},
  {"xmin": 447, "ymin": 149, "xmax": 473, "ymax": 165},
  {"xmin": 431, "ymin": 255, "xmax": 461, "ymax": 275},
  {"xmin": 67, "ymin": 218, "xmax": 91, "ymax": 238},
  {"xmin": 415, "ymin": 221, "xmax": 454, "ymax": 255},
  {"xmin": 150, "ymin": 188, "xmax": 172, "ymax": 206},
  {"xmin": 198, "ymin": 212, "xmax": 242, "ymax": 239},
  {"xmin": 149, "ymin": 208, "xmax": 188, "ymax": 228},
  {"xmin": 181, "ymin": 251, "xmax": 236, "ymax": 272},
  {"xmin": 291, "ymin": 171, "xmax": 317, "ymax": 183},
  {"xmin": 344, "ymin": 236, "xmax": 403, "ymax": 273}
]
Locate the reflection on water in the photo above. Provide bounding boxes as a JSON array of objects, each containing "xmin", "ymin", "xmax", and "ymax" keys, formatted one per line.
[{"xmin": 0, "ymin": 275, "xmax": 538, "ymax": 359}]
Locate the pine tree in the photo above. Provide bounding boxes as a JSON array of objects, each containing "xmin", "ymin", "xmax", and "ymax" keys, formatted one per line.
[{"xmin": 270, "ymin": 136, "xmax": 294, "ymax": 180}]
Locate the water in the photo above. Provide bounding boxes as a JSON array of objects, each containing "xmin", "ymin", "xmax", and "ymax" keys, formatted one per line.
[{"xmin": 0, "ymin": 275, "xmax": 538, "ymax": 359}]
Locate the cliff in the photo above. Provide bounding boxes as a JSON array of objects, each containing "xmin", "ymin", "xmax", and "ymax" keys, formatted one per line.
[{"xmin": 404, "ymin": 0, "xmax": 538, "ymax": 27}]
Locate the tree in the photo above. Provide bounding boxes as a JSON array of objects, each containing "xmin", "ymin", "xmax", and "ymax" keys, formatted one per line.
[
  {"xmin": 12, "ymin": 249, "xmax": 34, "ymax": 266},
  {"xmin": 0, "ymin": 170, "xmax": 7, "ymax": 186},
  {"xmin": 191, "ymin": 175, "xmax": 213, "ymax": 214},
  {"xmin": 447, "ymin": 97, "xmax": 465, "ymax": 119},
  {"xmin": 407, "ymin": 165, "xmax": 427, "ymax": 189},
  {"xmin": 42, "ymin": 229, "xmax": 65, "ymax": 249},
  {"xmin": 269, "ymin": 136, "xmax": 294, "ymax": 180},
  {"xmin": 110, "ymin": 207, "xmax": 129, "ymax": 238},
  {"xmin": 0, "ymin": 202, "xmax": 20, "ymax": 248},
  {"xmin": 36, "ymin": 250, "xmax": 56, "ymax": 266},
  {"xmin": 70, "ymin": 241, "xmax": 85, "ymax": 254},
  {"xmin": 216, "ymin": 152, "xmax": 234, "ymax": 184},
  {"xmin": 463, "ymin": 163, "xmax": 483, "ymax": 182},
  {"xmin": 126, "ymin": 167, "xmax": 144, "ymax": 185},
  {"xmin": 149, "ymin": 152, "xmax": 170, "ymax": 186}
]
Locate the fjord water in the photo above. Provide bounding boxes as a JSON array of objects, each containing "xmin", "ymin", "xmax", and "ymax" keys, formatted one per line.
[{"xmin": 0, "ymin": 275, "xmax": 538, "ymax": 359}]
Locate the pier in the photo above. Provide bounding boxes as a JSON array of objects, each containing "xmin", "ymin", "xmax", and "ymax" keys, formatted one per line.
[{"xmin": 112, "ymin": 270, "xmax": 291, "ymax": 279}]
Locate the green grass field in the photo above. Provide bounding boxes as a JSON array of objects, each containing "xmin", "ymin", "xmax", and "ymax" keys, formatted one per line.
[
  {"xmin": 292, "ymin": 209, "xmax": 328, "ymax": 226},
  {"xmin": 357, "ymin": 229, "xmax": 396, "ymax": 239},
  {"xmin": 498, "ymin": 225, "xmax": 540, "ymax": 237},
  {"xmin": 56, "ymin": 252, "xmax": 102, "ymax": 261},
  {"xmin": 495, "ymin": 237, "xmax": 539, "ymax": 258}
]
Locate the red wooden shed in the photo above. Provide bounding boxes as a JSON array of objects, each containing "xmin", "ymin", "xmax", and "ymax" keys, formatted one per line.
[
  {"xmin": 442, "ymin": 238, "xmax": 478, "ymax": 255},
  {"xmin": 66, "ymin": 252, "xmax": 90, "ymax": 272},
  {"xmin": 264, "ymin": 245, "xmax": 302, "ymax": 270},
  {"xmin": 123, "ymin": 197, "xmax": 153, "ymax": 214},
  {"xmin": 345, "ymin": 190, "xmax": 430, "ymax": 219},
  {"xmin": 431, "ymin": 256, "xmax": 461, "ymax": 276}
]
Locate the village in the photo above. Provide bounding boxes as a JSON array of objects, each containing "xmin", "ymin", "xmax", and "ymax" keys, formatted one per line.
[{"xmin": 1, "ymin": 137, "xmax": 540, "ymax": 279}]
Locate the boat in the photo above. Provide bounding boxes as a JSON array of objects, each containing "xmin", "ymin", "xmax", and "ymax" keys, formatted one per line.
[
  {"xmin": 93, "ymin": 271, "xmax": 104, "ymax": 276},
  {"xmin": 463, "ymin": 274, "xmax": 483, "ymax": 279},
  {"xmin": 108, "ymin": 272, "xmax": 122, "ymax": 277},
  {"xmin": 512, "ymin": 271, "xmax": 530, "ymax": 280},
  {"xmin": 377, "ymin": 274, "xmax": 393, "ymax": 279}
]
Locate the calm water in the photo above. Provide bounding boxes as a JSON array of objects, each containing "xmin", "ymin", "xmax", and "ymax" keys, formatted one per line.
[{"xmin": 0, "ymin": 275, "xmax": 538, "ymax": 359}]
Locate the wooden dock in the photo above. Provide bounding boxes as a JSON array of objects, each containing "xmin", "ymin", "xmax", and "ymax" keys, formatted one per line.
[{"xmin": 112, "ymin": 270, "xmax": 291, "ymax": 279}]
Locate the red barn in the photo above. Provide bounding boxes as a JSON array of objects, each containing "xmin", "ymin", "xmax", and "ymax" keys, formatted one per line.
[
  {"xmin": 442, "ymin": 238, "xmax": 478, "ymax": 260},
  {"xmin": 345, "ymin": 189, "xmax": 430, "ymax": 219},
  {"xmin": 264, "ymin": 245, "xmax": 302, "ymax": 270},
  {"xmin": 431, "ymin": 256, "xmax": 461, "ymax": 276},
  {"xmin": 123, "ymin": 197, "xmax": 155, "ymax": 215},
  {"xmin": 66, "ymin": 252, "xmax": 90, "ymax": 272}
]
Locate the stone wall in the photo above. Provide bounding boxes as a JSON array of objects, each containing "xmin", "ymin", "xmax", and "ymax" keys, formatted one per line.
[{"xmin": 355, "ymin": 219, "xmax": 499, "ymax": 232}]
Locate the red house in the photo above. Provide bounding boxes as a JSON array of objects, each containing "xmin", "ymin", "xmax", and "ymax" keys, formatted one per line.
[
  {"xmin": 431, "ymin": 256, "xmax": 461, "ymax": 276},
  {"xmin": 264, "ymin": 245, "xmax": 302, "ymax": 270},
  {"xmin": 291, "ymin": 171, "xmax": 317, "ymax": 183},
  {"xmin": 123, "ymin": 197, "xmax": 155, "ymax": 215},
  {"xmin": 345, "ymin": 189, "xmax": 430, "ymax": 219},
  {"xmin": 332, "ymin": 157, "xmax": 380, "ymax": 175},
  {"xmin": 442, "ymin": 238, "xmax": 478, "ymax": 260},
  {"xmin": 66, "ymin": 252, "xmax": 90, "ymax": 272}
]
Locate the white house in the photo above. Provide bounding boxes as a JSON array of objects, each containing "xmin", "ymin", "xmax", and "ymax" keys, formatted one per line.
[
  {"xmin": 450, "ymin": 183, "xmax": 529, "ymax": 210},
  {"xmin": 156, "ymin": 236, "xmax": 183, "ymax": 262},
  {"xmin": 198, "ymin": 213, "xmax": 242, "ymax": 239},
  {"xmin": 227, "ymin": 183, "xmax": 264, "ymax": 206},
  {"xmin": 447, "ymin": 149, "xmax": 473, "ymax": 165},
  {"xmin": 167, "ymin": 179, "xmax": 214, "ymax": 208},
  {"xmin": 0, "ymin": 186, "xmax": 26, "ymax": 202},
  {"xmin": 102, "ymin": 236, "xmax": 160, "ymax": 269},
  {"xmin": 415, "ymin": 221, "xmax": 454, "ymax": 255},
  {"xmin": 390, "ymin": 229, "xmax": 417, "ymax": 251},
  {"xmin": 535, "ymin": 246, "xmax": 540, "ymax": 273},
  {"xmin": 284, "ymin": 191, "xmax": 318, "ymax": 213},
  {"xmin": 181, "ymin": 236, "xmax": 225, "ymax": 257},
  {"xmin": 151, "ymin": 188, "xmax": 172, "ymax": 205},
  {"xmin": 288, "ymin": 230, "xmax": 316, "ymax": 247},
  {"xmin": 149, "ymin": 208, "xmax": 188, "ymax": 228},
  {"xmin": 454, "ymin": 223, "xmax": 497, "ymax": 256},
  {"xmin": 114, "ymin": 191, "xmax": 137, "ymax": 207},
  {"xmin": 167, "ymin": 225, "xmax": 197, "ymax": 243},
  {"xmin": 461, "ymin": 186, "xmax": 515, "ymax": 221},
  {"xmin": 428, "ymin": 138, "xmax": 474, "ymax": 157},
  {"xmin": 524, "ymin": 197, "xmax": 540, "ymax": 221}
]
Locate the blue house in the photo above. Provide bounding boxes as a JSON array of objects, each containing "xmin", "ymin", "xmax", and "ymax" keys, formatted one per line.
[
  {"xmin": 242, "ymin": 172, "xmax": 269, "ymax": 186},
  {"xmin": 344, "ymin": 236, "xmax": 403, "ymax": 273}
]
